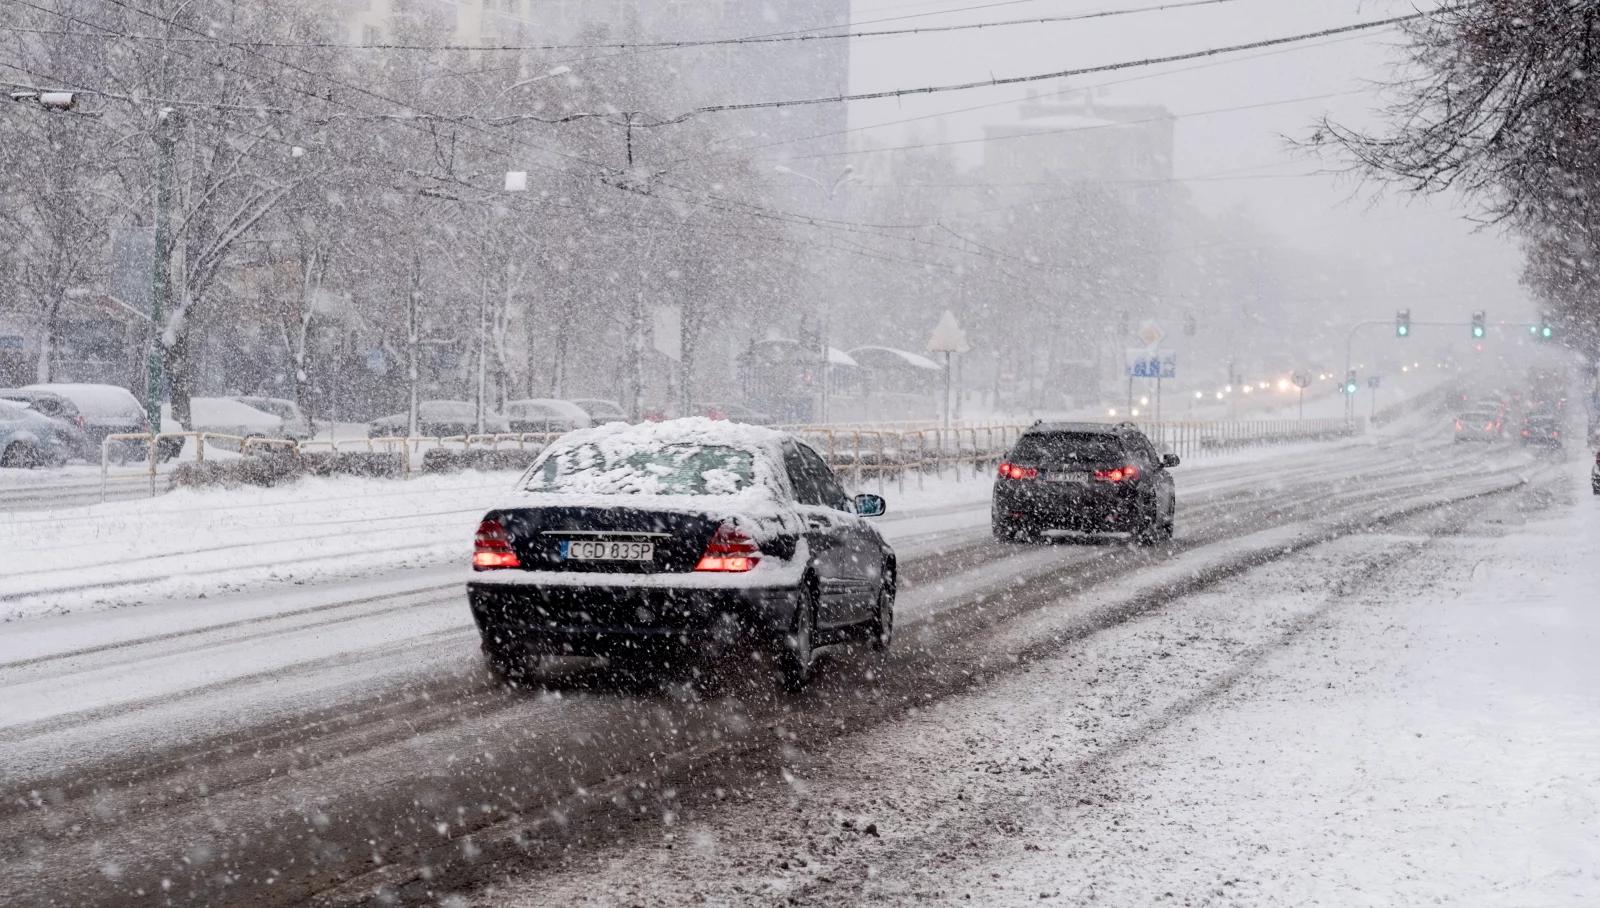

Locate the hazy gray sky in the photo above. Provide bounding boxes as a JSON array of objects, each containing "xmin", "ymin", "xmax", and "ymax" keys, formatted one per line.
[{"xmin": 844, "ymin": 0, "xmax": 1529, "ymax": 323}]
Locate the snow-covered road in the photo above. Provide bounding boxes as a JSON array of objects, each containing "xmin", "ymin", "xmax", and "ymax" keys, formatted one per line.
[
  {"xmin": 473, "ymin": 452, "xmax": 1599, "ymax": 907},
  {"xmin": 0, "ymin": 418, "xmax": 1569, "ymax": 907}
]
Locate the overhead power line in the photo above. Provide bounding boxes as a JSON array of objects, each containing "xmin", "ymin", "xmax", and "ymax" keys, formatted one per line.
[
  {"xmin": 771, "ymin": 87, "xmax": 1371, "ymax": 163},
  {"xmin": 0, "ymin": 0, "xmax": 1239, "ymax": 51},
  {"xmin": 690, "ymin": 10, "xmax": 1438, "ymax": 114}
]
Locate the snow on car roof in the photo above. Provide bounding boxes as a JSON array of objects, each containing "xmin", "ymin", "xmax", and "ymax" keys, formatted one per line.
[
  {"xmin": 22, "ymin": 383, "xmax": 143, "ymax": 419},
  {"xmin": 513, "ymin": 417, "xmax": 791, "ymax": 505},
  {"xmin": 506, "ymin": 398, "xmax": 591, "ymax": 421}
]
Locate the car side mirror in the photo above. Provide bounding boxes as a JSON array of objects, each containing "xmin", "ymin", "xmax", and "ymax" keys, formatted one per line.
[
  {"xmin": 1161, "ymin": 454, "xmax": 1180, "ymax": 469},
  {"xmin": 854, "ymin": 493, "xmax": 887, "ymax": 518}
]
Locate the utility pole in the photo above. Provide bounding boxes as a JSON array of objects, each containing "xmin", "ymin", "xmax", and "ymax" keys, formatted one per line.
[{"xmin": 147, "ymin": 107, "xmax": 183, "ymax": 431}]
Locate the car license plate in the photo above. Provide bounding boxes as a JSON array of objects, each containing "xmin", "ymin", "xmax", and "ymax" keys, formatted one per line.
[
  {"xmin": 1045, "ymin": 472, "xmax": 1089, "ymax": 484},
  {"xmin": 561, "ymin": 540, "xmax": 655, "ymax": 561}
]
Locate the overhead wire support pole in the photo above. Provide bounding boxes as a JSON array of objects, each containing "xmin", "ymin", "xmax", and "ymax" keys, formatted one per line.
[{"xmin": 148, "ymin": 107, "xmax": 183, "ymax": 433}]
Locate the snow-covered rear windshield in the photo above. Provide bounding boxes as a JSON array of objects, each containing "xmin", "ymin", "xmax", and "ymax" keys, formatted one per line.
[
  {"xmin": 525, "ymin": 443, "xmax": 756, "ymax": 496},
  {"xmin": 1012, "ymin": 433, "xmax": 1125, "ymax": 464}
]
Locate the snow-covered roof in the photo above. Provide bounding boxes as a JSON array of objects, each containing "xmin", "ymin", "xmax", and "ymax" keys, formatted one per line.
[
  {"xmin": 22, "ymin": 383, "xmax": 143, "ymax": 419},
  {"xmin": 750, "ymin": 337, "xmax": 860, "ymax": 368},
  {"xmin": 506, "ymin": 398, "xmax": 592, "ymax": 423},
  {"xmin": 516, "ymin": 417, "xmax": 788, "ymax": 503},
  {"xmin": 161, "ymin": 398, "xmax": 284, "ymax": 432},
  {"xmin": 847, "ymin": 346, "xmax": 944, "ymax": 371}
]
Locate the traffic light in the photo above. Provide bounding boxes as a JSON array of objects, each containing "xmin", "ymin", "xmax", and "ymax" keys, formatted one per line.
[
  {"xmin": 1471, "ymin": 310, "xmax": 1486, "ymax": 338},
  {"xmin": 1344, "ymin": 370, "xmax": 1359, "ymax": 395},
  {"xmin": 1395, "ymin": 309, "xmax": 1411, "ymax": 338},
  {"xmin": 1538, "ymin": 322, "xmax": 1555, "ymax": 341}
]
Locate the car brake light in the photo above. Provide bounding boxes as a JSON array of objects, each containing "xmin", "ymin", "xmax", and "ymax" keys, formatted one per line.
[
  {"xmin": 1522, "ymin": 429, "xmax": 1531, "ymax": 437},
  {"xmin": 473, "ymin": 518, "xmax": 520, "ymax": 570},
  {"xmin": 998, "ymin": 462, "xmax": 1039, "ymax": 480},
  {"xmin": 1454, "ymin": 420, "xmax": 1463, "ymax": 431},
  {"xmin": 1093, "ymin": 465, "xmax": 1141, "ymax": 483},
  {"xmin": 1485, "ymin": 423, "xmax": 1495, "ymax": 431},
  {"xmin": 696, "ymin": 522, "xmax": 761, "ymax": 572}
]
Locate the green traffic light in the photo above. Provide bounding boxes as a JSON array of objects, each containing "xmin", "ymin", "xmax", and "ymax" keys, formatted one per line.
[
  {"xmin": 1396, "ymin": 325, "xmax": 1409, "ymax": 337},
  {"xmin": 1472, "ymin": 326, "xmax": 1485, "ymax": 338},
  {"xmin": 1542, "ymin": 325, "xmax": 1554, "ymax": 339}
]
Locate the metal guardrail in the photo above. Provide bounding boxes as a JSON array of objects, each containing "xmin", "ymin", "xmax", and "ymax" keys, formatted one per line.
[{"xmin": 93, "ymin": 419, "xmax": 1360, "ymax": 502}]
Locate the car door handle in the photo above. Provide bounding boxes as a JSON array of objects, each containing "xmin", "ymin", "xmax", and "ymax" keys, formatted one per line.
[{"xmin": 807, "ymin": 518, "xmax": 832, "ymax": 531}]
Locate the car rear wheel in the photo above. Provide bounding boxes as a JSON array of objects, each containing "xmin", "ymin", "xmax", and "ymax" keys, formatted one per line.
[
  {"xmin": 482, "ymin": 636, "xmax": 541, "ymax": 687},
  {"xmin": 777, "ymin": 581, "xmax": 819, "ymax": 690},
  {"xmin": 1135, "ymin": 503, "xmax": 1168, "ymax": 547},
  {"xmin": 992, "ymin": 513, "xmax": 1033, "ymax": 544},
  {"xmin": 1, "ymin": 442, "xmax": 37, "ymax": 468}
]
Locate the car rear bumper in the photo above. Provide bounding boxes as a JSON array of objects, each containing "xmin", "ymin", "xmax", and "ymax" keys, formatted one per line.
[
  {"xmin": 468, "ymin": 580, "xmax": 801, "ymax": 656},
  {"xmin": 993, "ymin": 483, "xmax": 1142, "ymax": 531}
]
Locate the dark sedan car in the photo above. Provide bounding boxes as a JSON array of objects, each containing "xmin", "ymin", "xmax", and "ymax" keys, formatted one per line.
[
  {"xmin": 1519, "ymin": 412, "xmax": 1563, "ymax": 448},
  {"xmin": 992, "ymin": 422, "xmax": 1178, "ymax": 545},
  {"xmin": 467, "ymin": 418, "xmax": 895, "ymax": 688}
]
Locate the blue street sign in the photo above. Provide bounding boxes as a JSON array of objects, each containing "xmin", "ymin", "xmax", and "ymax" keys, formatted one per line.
[{"xmin": 1127, "ymin": 351, "xmax": 1177, "ymax": 380}]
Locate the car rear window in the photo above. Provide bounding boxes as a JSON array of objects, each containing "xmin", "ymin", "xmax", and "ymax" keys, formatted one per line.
[
  {"xmin": 525, "ymin": 443, "xmax": 755, "ymax": 496},
  {"xmin": 1011, "ymin": 432, "xmax": 1126, "ymax": 464}
]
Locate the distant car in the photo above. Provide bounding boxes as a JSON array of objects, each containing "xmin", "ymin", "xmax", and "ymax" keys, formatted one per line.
[
  {"xmin": 0, "ymin": 389, "xmax": 91, "ymax": 459},
  {"xmin": 467, "ymin": 418, "xmax": 895, "ymax": 689},
  {"xmin": 505, "ymin": 399, "xmax": 591, "ymax": 434},
  {"xmin": 695, "ymin": 401, "xmax": 776, "ymax": 426},
  {"xmin": 22, "ymin": 383, "xmax": 149, "ymax": 463},
  {"xmin": 230, "ymin": 396, "xmax": 313, "ymax": 440},
  {"xmin": 0, "ymin": 399, "xmax": 72, "ymax": 468},
  {"xmin": 567, "ymin": 398, "xmax": 627, "ymax": 423},
  {"xmin": 992, "ymin": 422, "xmax": 1178, "ymax": 545},
  {"xmin": 370, "ymin": 400, "xmax": 510, "ymax": 438},
  {"xmin": 1518, "ymin": 412, "xmax": 1563, "ymax": 448},
  {"xmin": 163, "ymin": 398, "xmax": 286, "ymax": 442},
  {"xmin": 1454, "ymin": 407, "xmax": 1506, "ymax": 442}
]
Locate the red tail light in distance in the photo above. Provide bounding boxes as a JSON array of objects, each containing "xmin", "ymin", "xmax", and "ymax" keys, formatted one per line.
[
  {"xmin": 1093, "ymin": 465, "xmax": 1142, "ymax": 483},
  {"xmin": 696, "ymin": 522, "xmax": 761, "ymax": 573},
  {"xmin": 473, "ymin": 518, "xmax": 521, "ymax": 571},
  {"xmin": 998, "ymin": 462, "xmax": 1039, "ymax": 480}
]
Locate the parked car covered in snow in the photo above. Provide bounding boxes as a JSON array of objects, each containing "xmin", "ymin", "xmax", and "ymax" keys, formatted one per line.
[
  {"xmin": 0, "ymin": 399, "xmax": 73, "ymax": 467},
  {"xmin": 567, "ymin": 398, "xmax": 627, "ymax": 423},
  {"xmin": 467, "ymin": 418, "xmax": 895, "ymax": 688},
  {"xmin": 230, "ymin": 396, "xmax": 313, "ymax": 440},
  {"xmin": 369, "ymin": 400, "xmax": 510, "ymax": 438},
  {"xmin": 505, "ymin": 399, "xmax": 592, "ymax": 434},
  {"xmin": 22, "ymin": 383, "xmax": 149, "ymax": 462},
  {"xmin": 0, "ymin": 389, "xmax": 91, "ymax": 459},
  {"xmin": 162, "ymin": 398, "xmax": 286, "ymax": 441}
]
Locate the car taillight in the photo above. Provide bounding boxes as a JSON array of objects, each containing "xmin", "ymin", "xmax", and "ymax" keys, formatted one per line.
[
  {"xmin": 1485, "ymin": 422, "xmax": 1495, "ymax": 431},
  {"xmin": 696, "ymin": 521, "xmax": 761, "ymax": 572},
  {"xmin": 473, "ymin": 518, "xmax": 520, "ymax": 570},
  {"xmin": 1454, "ymin": 420, "xmax": 1463, "ymax": 431},
  {"xmin": 1522, "ymin": 429, "xmax": 1531, "ymax": 437},
  {"xmin": 75, "ymin": 415, "xmax": 85, "ymax": 430},
  {"xmin": 998, "ymin": 462, "xmax": 1039, "ymax": 480},
  {"xmin": 1093, "ymin": 465, "xmax": 1141, "ymax": 483}
]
